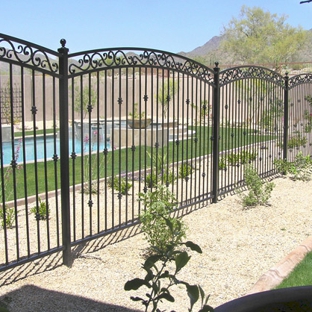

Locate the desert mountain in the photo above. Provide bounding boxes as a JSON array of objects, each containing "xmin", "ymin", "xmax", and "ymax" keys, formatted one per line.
[{"xmin": 179, "ymin": 29, "xmax": 312, "ymax": 66}]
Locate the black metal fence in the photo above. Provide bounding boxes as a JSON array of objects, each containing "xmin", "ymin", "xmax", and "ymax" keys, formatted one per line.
[{"xmin": 0, "ymin": 33, "xmax": 312, "ymax": 271}]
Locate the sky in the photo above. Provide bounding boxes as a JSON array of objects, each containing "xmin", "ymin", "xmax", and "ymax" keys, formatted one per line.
[{"xmin": 1, "ymin": 0, "xmax": 312, "ymax": 54}]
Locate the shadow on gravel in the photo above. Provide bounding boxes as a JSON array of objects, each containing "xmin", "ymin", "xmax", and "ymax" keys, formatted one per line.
[
  {"xmin": 0, "ymin": 224, "xmax": 142, "ymax": 287},
  {"xmin": 0, "ymin": 285, "xmax": 141, "ymax": 312}
]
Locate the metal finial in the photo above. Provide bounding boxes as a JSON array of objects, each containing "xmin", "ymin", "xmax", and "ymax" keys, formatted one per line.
[
  {"xmin": 215, "ymin": 62, "xmax": 219, "ymax": 68},
  {"xmin": 60, "ymin": 39, "xmax": 66, "ymax": 48}
]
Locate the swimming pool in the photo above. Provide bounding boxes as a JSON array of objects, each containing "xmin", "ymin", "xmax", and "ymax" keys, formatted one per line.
[{"xmin": 1, "ymin": 135, "xmax": 111, "ymax": 166}]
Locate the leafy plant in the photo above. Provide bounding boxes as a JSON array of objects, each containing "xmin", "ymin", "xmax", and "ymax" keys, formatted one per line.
[
  {"xmin": 147, "ymin": 150, "xmax": 167, "ymax": 176},
  {"xmin": 288, "ymin": 135, "xmax": 307, "ymax": 149},
  {"xmin": 156, "ymin": 79, "xmax": 177, "ymax": 118},
  {"xmin": 219, "ymin": 150, "xmax": 257, "ymax": 169},
  {"xmin": 145, "ymin": 171, "xmax": 158, "ymax": 188},
  {"xmin": 162, "ymin": 170, "xmax": 176, "ymax": 185},
  {"xmin": 124, "ymin": 237, "xmax": 213, "ymax": 312},
  {"xmin": 82, "ymin": 132, "xmax": 106, "ymax": 194},
  {"xmin": 274, "ymin": 152, "xmax": 312, "ymax": 181},
  {"xmin": 259, "ymin": 99, "xmax": 284, "ymax": 132},
  {"xmin": 145, "ymin": 151, "xmax": 176, "ymax": 187},
  {"xmin": 139, "ymin": 185, "xmax": 185, "ymax": 254},
  {"xmin": 31, "ymin": 198, "xmax": 50, "ymax": 220},
  {"xmin": 0, "ymin": 206, "xmax": 15, "ymax": 229},
  {"xmin": 239, "ymin": 150, "xmax": 257, "ymax": 164},
  {"xmin": 191, "ymin": 100, "xmax": 212, "ymax": 124},
  {"xmin": 74, "ymin": 84, "xmax": 97, "ymax": 118},
  {"xmin": 219, "ymin": 157, "xmax": 227, "ymax": 170},
  {"xmin": 227, "ymin": 152, "xmax": 240, "ymax": 165},
  {"xmin": 273, "ymin": 158, "xmax": 291, "ymax": 175},
  {"xmin": 129, "ymin": 103, "xmax": 145, "ymax": 119},
  {"xmin": 178, "ymin": 163, "xmax": 193, "ymax": 179},
  {"xmin": 303, "ymin": 109, "xmax": 312, "ymax": 133},
  {"xmin": 107, "ymin": 176, "xmax": 132, "ymax": 195},
  {"xmin": 279, "ymin": 133, "xmax": 308, "ymax": 149},
  {"xmin": 126, "ymin": 190, "xmax": 212, "ymax": 311},
  {"xmin": 240, "ymin": 165, "xmax": 275, "ymax": 208}
]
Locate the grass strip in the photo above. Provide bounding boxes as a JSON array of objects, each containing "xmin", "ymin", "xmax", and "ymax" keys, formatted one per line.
[{"xmin": 276, "ymin": 251, "xmax": 312, "ymax": 289}]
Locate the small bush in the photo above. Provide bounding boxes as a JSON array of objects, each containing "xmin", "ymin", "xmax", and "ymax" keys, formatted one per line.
[
  {"xmin": 240, "ymin": 150, "xmax": 257, "ymax": 164},
  {"xmin": 139, "ymin": 185, "xmax": 186, "ymax": 254},
  {"xmin": 178, "ymin": 163, "xmax": 193, "ymax": 179},
  {"xmin": 145, "ymin": 171, "xmax": 158, "ymax": 188},
  {"xmin": 219, "ymin": 157, "xmax": 227, "ymax": 170},
  {"xmin": 227, "ymin": 152, "xmax": 240, "ymax": 165},
  {"xmin": 240, "ymin": 165, "xmax": 275, "ymax": 208},
  {"xmin": 0, "ymin": 206, "xmax": 15, "ymax": 229},
  {"xmin": 107, "ymin": 176, "xmax": 132, "ymax": 195},
  {"xmin": 274, "ymin": 152, "xmax": 312, "ymax": 181},
  {"xmin": 31, "ymin": 198, "xmax": 50, "ymax": 220},
  {"xmin": 286, "ymin": 135, "xmax": 307, "ymax": 149},
  {"xmin": 162, "ymin": 170, "xmax": 176, "ymax": 185},
  {"xmin": 124, "ymin": 238, "xmax": 213, "ymax": 312},
  {"xmin": 219, "ymin": 150, "xmax": 257, "ymax": 170},
  {"xmin": 145, "ymin": 169, "xmax": 176, "ymax": 189},
  {"xmin": 126, "ymin": 185, "xmax": 212, "ymax": 312}
]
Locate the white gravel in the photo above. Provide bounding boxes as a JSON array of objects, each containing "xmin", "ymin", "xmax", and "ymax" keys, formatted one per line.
[{"xmin": 0, "ymin": 175, "xmax": 311, "ymax": 312}]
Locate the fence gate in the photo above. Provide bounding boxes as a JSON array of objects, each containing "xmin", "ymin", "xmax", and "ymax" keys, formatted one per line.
[{"xmin": 1, "ymin": 33, "xmax": 312, "ymax": 272}]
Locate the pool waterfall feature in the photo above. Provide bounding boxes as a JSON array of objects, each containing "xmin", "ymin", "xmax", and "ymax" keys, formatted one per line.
[
  {"xmin": 1, "ymin": 120, "xmax": 194, "ymax": 165},
  {"xmin": 73, "ymin": 119, "xmax": 195, "ymax": 148}
]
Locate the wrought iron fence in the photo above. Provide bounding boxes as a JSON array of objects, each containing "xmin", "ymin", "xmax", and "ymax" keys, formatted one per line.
[{"xmin": 0, "ymin": 33, "xmax": 312, "ymax": 271}]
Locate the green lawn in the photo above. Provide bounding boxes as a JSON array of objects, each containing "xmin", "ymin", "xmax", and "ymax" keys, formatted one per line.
[
  {"xmin": 276, "ymin": 251, "xmax": 312, "ymax": 289},
  {"xmin": 2, "ymin": 126, "xmax": 275, "ymax": 201}
]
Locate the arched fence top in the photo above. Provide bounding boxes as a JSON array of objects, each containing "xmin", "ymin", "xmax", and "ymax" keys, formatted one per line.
[
  {"xmin": 67, "ymin": 47, "xmax": 216, "ymax": 85},
  {"xmin": 219, "ymin": 65, "xmax": 285, "ymax": 88},
  {"xmin": 2, "ymin": 32, "xmax": 312, "ymax": 90},
  {"xmin": 288, "ymin": 73, "xmax": 312, "ymax": 89},
  {"xmin": 0, "ymin": 33, "xmax": 59, "ymax": 75}
]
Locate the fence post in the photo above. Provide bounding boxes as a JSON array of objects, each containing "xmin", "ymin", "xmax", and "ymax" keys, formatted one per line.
[
  {"xmin": 58, "ymin": 39, "xmax": 72, "ymax": 267},
  {"xmin": 212, "ymin": 63, "xmax": 220, "ymax": 203},
  {"xmin": 283, "ymin": 73, "xmax": 289, "ymax": 161}
]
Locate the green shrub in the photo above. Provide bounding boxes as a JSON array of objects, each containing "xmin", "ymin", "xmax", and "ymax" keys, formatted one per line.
[
  {"xmin": 219, "ymin": 157, "xmax": 227, "ymax": 170},
  {"xmin": 139, "ymin": 185, "xmax": 186, "ymax": 254},
  {"xmin": 145, "ymin": 171, "xmax": 158, "ymax": 188},
  {"xmin": 274, "ymin": 152, "xmax": 312, "ymax": 181},
  {"xmin": 240, "ymin": 150, "xmax": 257, "ymax": 164},
  {"xmin": 287, "ymin": 135, "xmax": 307, "ymax": 149},
  {"xmin": 219, "ymin": 150, "xmax": 257, "ymax": 170},
  {"xmin": 303, "ymin": 109, "xmax": 312, "ymax": 133},
  {"xmin": 124, "ymin": 237, "xmax": 213, "ymax": 312},
  {"xmin": 273, "ymin": 158, "xmax": 292, "ymax": 175},
  {"xmin": 240, "ymin": 165, "xmax": 275, "ymax": 208},
  {"xmin": 145, "ymin": 169, "xmax": 176, "ymax": 188},
  {"xmin": 126, "ymin": 187, "xmax": 212, "ymax": 311},
  {"xmin": 146, "ymin": 150, "xmax": 167, "ymax": 176},
  {"xmin": 162, "ymin": 170, "xmax": 176, "ymax": 185},
  {"xmin": 178, "ymin": 163, "xmax": 193, "ymax": 179},
  {"xmin": 0, "ymin": 206, "xmax": 15, "ymax": 229},
  {"xmin": 31, "ymin": 198, "xmax": 50, "ymax": 220},
  {"xmin": 227, "ymin": 152, "xmax": 240, "ymax": 165},
  {"xmin": 107, "ymin": 176, "xmax": 132, "ymax": 195}
]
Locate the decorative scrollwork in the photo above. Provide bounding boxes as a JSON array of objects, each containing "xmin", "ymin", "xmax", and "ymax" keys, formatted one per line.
[
  {"xmin": 0, "ymin": 35, "xmax": 59, "ymax": 74},
  {"xmin": 288, "ymin": 73, "xmax": 312, "ymax": 89},
  {"xmin": 68, "ymin": 48, "xmax": 215, "ymax": 84},
  {"xmin": 219, "ymin": 66, "xmax": 285, "ymax": 88}
]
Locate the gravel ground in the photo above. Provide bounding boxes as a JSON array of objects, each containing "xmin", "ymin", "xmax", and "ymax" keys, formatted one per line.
[{"xmin": 0, "ymin": 175, "xmax": 311, "ymax": 311}]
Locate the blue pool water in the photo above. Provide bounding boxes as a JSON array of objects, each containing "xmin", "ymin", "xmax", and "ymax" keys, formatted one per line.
[{"xmin": 1, "ymin": 136, "xmax": 111, "ymax": 166}]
